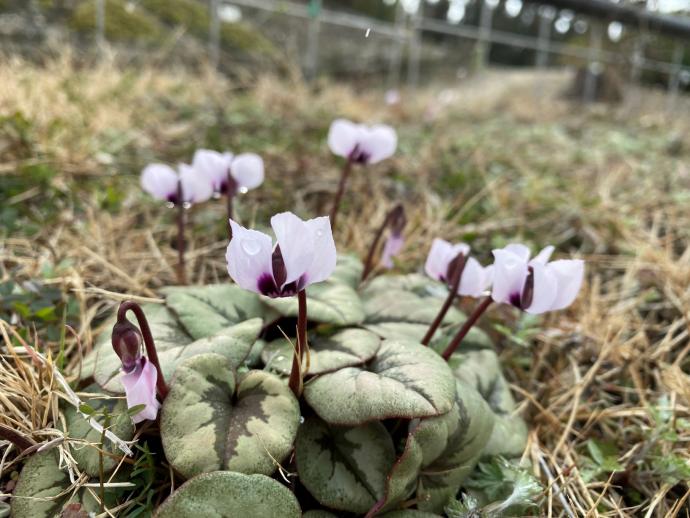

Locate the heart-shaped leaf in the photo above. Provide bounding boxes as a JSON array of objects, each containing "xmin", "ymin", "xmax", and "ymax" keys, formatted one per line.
[
  {"xmin": 262, "ymin": 280, "xmax": 364, "ymax": 326},
  {"xmin": 330, "ymin": 254, "xmax": 364, "ymax": 288},
  {"xmin": 161, "ymin": 284, "xmax": 265, "ymax": 339},
  {"xmin": 295, "ymin": 417, "xmax": 395, "ymax": 514},
  {"xmin": 449, "ymin": 349, "xmax": 527, "ymax": 458},
  {"xmin": 161, "ymin": 353, "xmax": 299, "ymax": 479},
  {"xmin": 154, "ymin": 471, "xmax": 301, "ymax": 518},
  {"xmin": 262, "ymin": 328, "xmax": 380, "ymax": 376},
  {"xmin": 361, "ymin": 274, "xmax": 442, "ymax": 297},
  {"xmin": 304, "ymin": 340, "xmax": 455, "ymax": 425}
]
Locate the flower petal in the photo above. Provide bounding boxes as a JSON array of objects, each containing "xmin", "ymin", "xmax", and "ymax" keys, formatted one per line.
[
  {"xmin": 503, "ymin": 243, "xmax": 531, "ymax": 262},
  {"xmin": 524, "ymin": 262, "xmax": 559, "ymax": 314},
  {"xmin": 179, "ymin": 163, "xmax": 213, "ymax": 204},
  {"xmin": 231, "ymin": 153, "xmax": 264, "ymax": 191},
  {"xmin": 360, "ymin": 124, "xmax": 397, "ymax": 164},
  {"xmin": 458, "ymin": 257, "xmax": 488, "ymax": 298},
  {"xmin": 530, "ymin": 245, "xmax": 555, "ymax": 266},
  {"xmin": 303, "ymin": 216, "xmax": 337, "ymax": 285},
  {"xmin": 121, "ymin": 358, "xmax": 160, "ymax": 424},
  {"xmin": 547, "ymin": 259, "xmax": 584, "ymax": 311},
  {"xmin": 327, "ymin": 118, "xmax": 359, "ymax": 158},
  {"xmin": 424, "ymin": 239, "xmax": 470, "ymax": 282},
  {"xmin": 140, "ymin": 164, "xmax": 178, "ymax": 201},
  {"xmin": 380, "ymin": 234, "xmax": 404, "ymax": 269},
  {"xmin": 271, "ymin": 212, "xmax": 315, "ymax": 287},
  {"xmin": 491, "ymin": 249, "xmax": 528, "ymax": 305},
  {"xmin": 192, "ymin": 149, "xmax": 229, "ymax": 192},
  {"xmin": 226, "ymin": 220, "xmax": 274, "ymax": 294}
]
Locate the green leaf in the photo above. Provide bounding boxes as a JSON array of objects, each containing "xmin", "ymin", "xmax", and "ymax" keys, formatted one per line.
[
  {"xmin": 127, "ymin": 404, "xmax": 147, "ymax": 417},
  {"xmin": 154, "ymin": 471, "xmax": 301, "ymax": 518},
  {"xmin": 160, "ymin": 353, "xmax": 299, "ymax": 479},
  {"xmin": 11, "ymin": 451, "xmax": 70, "ymax": 518},
  {"xmin": 262, "ymin": 328, "xmax": 380, "ymax": 376},
  {"xmin": 262, "ymin": 280, "xmax": 364, "ymax": 326},
  {"xmin": 448, "ymin": 348, "xmax": 528, "ymax": 458},
  {"xmin": 161, "ymin": 284, "xmax": 265, "ymax": 340},
  {"xmin": 330, "ymin": 254, "xmax": 364, "ymax": 288},
  {"xmin": 295, "ymin": 417, "xmax": 395, "ymax": 514},
  {"xmin": 304, "ymin": 340, "xmax": 455, "ymax": 425}
]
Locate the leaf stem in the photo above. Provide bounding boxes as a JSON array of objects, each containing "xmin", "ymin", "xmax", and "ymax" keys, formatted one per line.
[
  {"xmin": 329, "ymin": 158, "xmax": 353, "ymax": 232},
  {"xmin": 117, "ymin": 301, "xmax": 169, "ymax": 399},
  {"xmin": 441, "ymin": 296, "xmax": 493, "ymax": 360},
  {"xmin": 421, "ymin": 253, "xmax": 467, "ymax": 346},
  {"xmin": 364, "ymin": 497, "xmax": 386, "ymax": 518},
  {"xmin": 175, "ymin": 181, "xmax": 187, "ymax": 285},
  {"xmin": 288, "ymin": 290, "xmax": 308, "ymax": 397}
]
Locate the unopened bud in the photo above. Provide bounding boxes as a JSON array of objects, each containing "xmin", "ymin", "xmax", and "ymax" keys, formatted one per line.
[
  {"xmin": 388, "ymin": 204, "xmax": 406, "ymax": 236},
  {"xmin": 111, "ymin": 321, "xmax": 143, "ymax": 373}
]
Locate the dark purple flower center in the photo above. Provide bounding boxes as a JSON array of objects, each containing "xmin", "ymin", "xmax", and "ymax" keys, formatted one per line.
[
  {"xmin": 348, "ymin": 144, "xmax": 371, "ymax": 165},
  {"xmin": 257, "ymin": 245, "xmax": 304, "ymax": 298},
  {"xmin": 442, "ymin": 252, "xmax": 467, "ymax": 289},
  {"xmin": 510, "ymin": 266, "xmax": 534, "ymax": 310}
]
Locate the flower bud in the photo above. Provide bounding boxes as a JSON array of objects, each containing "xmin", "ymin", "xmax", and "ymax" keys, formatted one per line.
[{"xmin": 111, "ymin": 320, "xmax": 143, "ymax": 373}]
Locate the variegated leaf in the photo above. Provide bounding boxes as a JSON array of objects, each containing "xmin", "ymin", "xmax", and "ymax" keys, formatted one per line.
[
  {"xmin": 295, "ymin": 417, "xmax": 395, "ymax": 514},
  {"xmin": 304, "ymin": 340, "xmax": 455, "ymax": 425},
  {"xmin": 154, "ymin": 471, "xmax": 301, "ymax": 517},
  {"xmin": 330, "ymin": 254, "xmax": 364, "ymax": 288},
  {"xmin": 262, "ymin": 328, "xmax": 380, "ymax": 376},
  {"xmin": 262, "ymin": 280, "xmax": 364, "ymax": 326},
  {"xmin": 161, "ymin": 284, "xmax": 265, "ymax": 339},
  {"xmin": 448, "ymin": 349, "xmax": 528, "ymax": 458},
  {"xmin": 160, "ymin": 353, "xmax": 299, "ymax": 479}
]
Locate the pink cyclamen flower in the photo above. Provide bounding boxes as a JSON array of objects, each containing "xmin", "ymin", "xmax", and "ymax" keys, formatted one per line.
[
  {"xmin": 491, "ymin": 243, "xmax": 584, "ymax": 314},
  {"xmin": 121, "ymin": 357, "xmax": 160, "ymax": 424},
  {"xmin": 327, "ymin": 119, "xmax": 397, "ymax": 164},
  {"xmin": 425, "ymin": 238, "xmax": 493, "ymax": 297},
  {"xmin": 226, "ymin": 212, "xmax": 336, "ymax": 298},
  {"xmin": 192, "ymin": 149, "xmax": 264, "ymax": 195},
  {"xmin": 140, "ymin": 163, "xmax": 213, "ymax": 204},
  {"xmin": 381, "ymin": 234, "xmax": 404, "ymax": 269}
]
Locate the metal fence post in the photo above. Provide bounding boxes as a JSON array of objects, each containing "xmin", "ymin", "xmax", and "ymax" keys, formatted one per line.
[
  {"xmin": 305, "ymin": 0, "xmax": 322, "ymax": 81},
  {"xmin": 387, "ymin": 1, "xmax": 406, "ymax": 90},
  {"xmin": 583, "ymin": 21, "xmax": 604, "ymax": 103},
  {"xmin": 407, "ymin": 1, "xmax": 423, "ymax": 90},
  {"xmin": 209, "ymin": 0, "xmax": 220, "ymax": 68},
  {"xmin": 666, "ymin": 41, "xmax": 685, "ymax": 113},
  {"xmin": 476, "ymin": 0, "xmax": 495, "ymax": 70},
  {"xmin": 95, "ymin": 0, "xmax": 105, "ymax": 48},
  {"xmin": 534, "ymin": 7, "xmax": 554, "ymax": 101}
]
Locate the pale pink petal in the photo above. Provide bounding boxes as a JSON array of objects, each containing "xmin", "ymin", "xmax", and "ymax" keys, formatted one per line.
[
  {"xmin": 491, "ymin": 249, "xmax": 529, "ymax": 305},
  {"xmin": 231, "ymin": 153, "xmax": 264, "ymax": 191},
  {"xmin": 192, "ymin": 149, "xmax": 229, "ymax": 192},
  {"xmin": 530, "ymin": 245, "xmax": 555, "ymax": 266},
  {"xmin": 179, "ymin": 163, "xmax": 213, "ymax": 204},
  {"xmin": 424, "ymin": 239, "xmax": 470, "ymax": 282},
  {"xmin": 271, "ymin": 212, "xmax": 315, "ymax": 287},
  {"xmin": 380, "ymin": 234, "xmax": 404, "ymax": 269},
  {"xmin": 327, "ymin": 119, "xmax": 359, "ymax": 158},
  {"xmin": 503, "ymin": 243, "xmax": 531, "ymax": 262},
  {"xmin": 360, "ymin": 124, "xmax": 397, "ymax": 164},
  {"xmin": 524, "ymin": 262, "xmax": 559, "ymax": 314},
  {"xmin": 140, "ymin": 164, "xmax": 178, "ymax": 201},
  {"xmin": 226, "ymin": 220, "xmax": 274, "ymax": 294},
  {"xmin": 121, "ymin": 358, "xmax": 160, "ymax": 424},
  {"xmin": 302, "ymin": 216, "xmax": 337, "ymax": 285},
  {"xmin": 483, "ymin": 264, "xmax": 494, "ymax": 290},
  {"xmin": 547, "ymin": 259, "xmax": 584, "ymax": 311},
  {"xmin": 458, "ymin": 257, "xmax": 487, "ymax": 298}
]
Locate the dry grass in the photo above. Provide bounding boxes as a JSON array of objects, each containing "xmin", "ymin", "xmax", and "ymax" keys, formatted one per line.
[{"xmin": 2, "ymin": 52, "xmax": 690, "ymax": 516}]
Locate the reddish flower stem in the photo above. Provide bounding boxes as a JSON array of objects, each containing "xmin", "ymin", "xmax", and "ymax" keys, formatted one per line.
[
  {"xmin": 288, "ymin": 290, "xmax": 308, "ymax": 397},
  {"xmin": 361, "ymin": 211, "xmax": 392, "ymax": 283},
  {"xmin": 226, "ymin": 172, "xmax": 237, "ymax": 235},
  {"xmin": 0, "ymin": 424, "xmax": 36, "ymax": 452},
  {"xmin": 441, "ymin": 297, "xmax": 493, "ymax": 361},
  {"xmin": 117, "ymin": 301, "xmax": 169, "ymax": 399},
  {"xmin": 364, "ymin": 497, "xmax": 386, "ymax": 518},
  {"xmin": 421, "ymin": 253, "xmax": 467, "ymax": 346},
  {"xmin": 329, "ymin": 158, "xmax": 353, "ymax": 232},
  {"xmin": 175, "ymin": 181, "xmax": 187, "ymax": 285}
]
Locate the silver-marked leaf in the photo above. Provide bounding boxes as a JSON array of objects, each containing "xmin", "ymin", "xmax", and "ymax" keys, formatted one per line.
[
  {"xmin": 304, "ymin": 340, "xmax": 455, "ymax": 425},
  {"xmin": 64, "ymin": 395, "xmax": 134, "ymax": 477},
  {"xmin": 378, "ymin": 430, "xmax": 424, "ymax": 514},
  {"xmin": 262, "ymin": 328, "xmax": 380, "ymax": 376},
  {"xmin": 381, "ymin": 512, "xmax": 442, "ymax": 517},
  {"xmin": 161, "ymin": 353, "xmax": 299, "ymax": 479},
  {"xmin": 11, "ymin": 451, "xmax": 70, "ymax": 518},
  {"xmin": 414, "ymin": 381, "xmax": 495, "ymax": 513},
  {"xmin": 154, "ymin": 471, "xmax": 301, "ymax": 518},
  {"xmin": 428, "ymin": 324, "xmax": 494, "ymax": 356},
  {"xmin": 262, "ymin": 280, "xmax": 364, "ymax": 325},
  {"xmin": 331, "ymin": 254, "xmax": 364, "ymax": 288},
  {"xmin": 295, "ymin": 417, "xmax": 395, "ymax": 514},
  {"xmin": 303, "ymin": 512, "xmax": 339, "ymax": 518},
  {"xmin": 361, "ymin": 274, "xmax": 442, "ymax": 297},
  {"xmin": 449, "ymin": 349, "xmax": 528, "ymax": 458},
  {"xmin": 161, "ymin": 284, "xmax": 265, "ymax": 339}
]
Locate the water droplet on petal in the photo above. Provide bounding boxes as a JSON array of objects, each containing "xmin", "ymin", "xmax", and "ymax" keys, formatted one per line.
[
  {"xmin": 315, "ymin": 228, "xmax": 324, "ymax": 238},
  {"xmin": 182, "ymin": 202, "xmax": 192, "ymax": 209},
  {"xmin": 238, "ymin": 186, "xmax": 249, "ymax": 194},
  {"xmin": 299, "ymin": 416, "xmax": 305, "ymax": 424},
  {"xmin": 241, "ymin": 239, "xmax": 262, "ymax": 256}
]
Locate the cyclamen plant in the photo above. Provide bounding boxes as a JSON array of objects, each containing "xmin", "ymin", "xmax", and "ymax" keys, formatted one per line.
[{"xmin": 13, "ymin": 118, "xmax": 586, "ymax": 518}]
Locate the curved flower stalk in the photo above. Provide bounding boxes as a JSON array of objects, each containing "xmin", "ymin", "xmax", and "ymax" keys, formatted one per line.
[
  {"xmin": 361, "ymin": 204, "xmax": 407, "ymax": 282},
  {"xmin": 192, "ymin": 149, "xmax": 264, "ymax": 222},
  {"xmin": 226, "ymin": 212, "xmax": 336, "ymax": 395},
  {"xmin": 422, "ymin": 239, "xmax": 493, "ymax": 345},
  {"xmin": 141, "ymin": 163, "xmax": 214, "ymax": 284},
  {"xmin": 112, "ymin": 301, "xmax": 168, "ymax": 424},
  {"xmin": 327, "ymin": 118, "xmax": 397, "ymax": 231},
  {"xmin": 441, "ymin": 243, "xmax": 584, "ymax": 360}
]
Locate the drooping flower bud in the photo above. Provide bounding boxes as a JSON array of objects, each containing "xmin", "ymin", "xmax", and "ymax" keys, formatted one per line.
[
  {"xmin": 380, "ymin": 204, "xmax": 407, "ymax": 269},
  {"xmin": 111, "ymin": 320, "xmax": 143, "ymax": 373}
]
